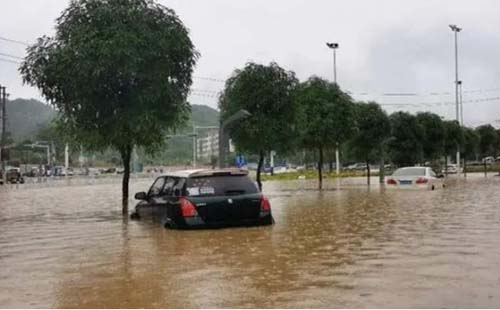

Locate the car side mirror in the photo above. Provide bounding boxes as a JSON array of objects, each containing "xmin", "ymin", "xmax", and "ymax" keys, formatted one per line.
[
  {"xmin": 173, "ymin": 188, "xmax": 181, "ymax": 197},
  {"xmin": 134, "ymin": 191, "xmax": 147, "ymax": 200}
]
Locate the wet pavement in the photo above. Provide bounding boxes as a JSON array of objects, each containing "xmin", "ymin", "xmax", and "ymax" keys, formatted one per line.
[{"xmin": 1, "ymin": 174, "xmax": 500, "ymax": 308}]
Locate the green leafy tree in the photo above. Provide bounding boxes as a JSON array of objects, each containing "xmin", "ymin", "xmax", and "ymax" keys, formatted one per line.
[
  {"xmin": 415, "ymin": 112, "xmax": 444, "ymax": 163},
  {"xmin": 476, "ymin": 124, "xmax": 497, "ymax": 176},
  {"xmin": 495, "ymin": 129, "xmax": 500, "ymax": 158},
  {"xmin": 462, "ymin": 126, "xmax": 479, "ymax": 175},
  {"xmin": 218, "ymin": 62, "xmax": 299, "ymax": 190},
  {"xmin": 349, "ymin": 102, "xmax": 391, "ymax": 185},
  {"xmin": 20, "ymin": 0, "xmax": 198, "ymax": 213},
  {"xmin": 442, "ymin": 120, "xmax": 464, "ymax": 174},
  {"xmin": 388, "ymin": 112, "xmax": 424, "ymax": 166},
  {"xmin": 295, "ymin": 77, "xmax": 355, "ymax": 189}
]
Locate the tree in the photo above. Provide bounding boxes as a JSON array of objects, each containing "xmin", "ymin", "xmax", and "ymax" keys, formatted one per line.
[
  {"xmin": 462, "ymin": 126, "xmax": 479, "ymax": 176},
  {"xmin": 415, "ymin": 112, "xmax": 444, "ymax": 163},
  {"xmin": 476, "ymin": 124, "xmax": 497, "ymax": 176},
  {"xmin": 294, "ymin": 77, "xmax": 355, "ymax": 189},
  {"xmin": 218, "ymin": 62, "xmax": 299, "ymax": 190},
  {"xmin": 21, "ymin": 0, "xmax": 198, "ymax": 213},
  {"xmin": 388, "ymin": 112, "xmax": 424, "ymax": 166},
  {"xmin": 442, "ymin": 120, "xmax": 464, "ymax": 175},
  {"xmin": 349, "ymin": 102, "xmax": 391, "ymax": 185}
]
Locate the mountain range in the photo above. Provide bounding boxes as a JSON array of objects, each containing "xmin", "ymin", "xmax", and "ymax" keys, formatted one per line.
[{"xmin": 5, "ymin": 98, "xmax": 219, "ymax": 142}]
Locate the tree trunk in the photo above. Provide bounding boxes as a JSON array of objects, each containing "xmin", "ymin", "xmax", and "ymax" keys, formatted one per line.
[
  {"xmin": 257, "ymin": 149, "xmax": 264, "ymax": 191},
  {"xmin": 366, "ymin": 160, "xmax": 371, "ymax": 185},
  {"xmin": 463, "ymin": 158, "xmax": 467, "ymax": 178},
  {"xmin": 329, "ymin": 148, "xmax": 333, "ymax": 173},
  {"xmin": 444, "ymin": 155, "xmax": 448, "ymax": 177},
  {"xmin": 484, "ymin": 160, "xmax": 487, "ymax": 177},
  {"xmin": 318, "ymin": 146, "xmax": 323, "ymax": 190},
  {"xmin": 120, "ymin": 145, "xmax": 132, "ymax": 215},
  {"xmin": 379, "ymin": 145, "xmax": 385, "ymax": 184}
]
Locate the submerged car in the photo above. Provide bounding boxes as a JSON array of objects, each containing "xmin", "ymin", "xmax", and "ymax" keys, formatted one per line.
[
  {"xmin": 131, "ymin": 168, "xmax": 274, "ymax": 229},
  {"xmin": 386, "ymin": 166, "xmax": 444, "ymax": 190}
]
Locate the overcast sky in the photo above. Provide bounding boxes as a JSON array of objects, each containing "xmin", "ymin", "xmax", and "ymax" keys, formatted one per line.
[{"xmin": 1, "ymin": 0, "xmax": 499, "ymax": 127}]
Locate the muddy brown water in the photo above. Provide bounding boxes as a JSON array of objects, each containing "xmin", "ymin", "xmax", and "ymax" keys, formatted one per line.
[{"xmin": 1, "ymin": 175, "xmax": 500, "ymax": 308}]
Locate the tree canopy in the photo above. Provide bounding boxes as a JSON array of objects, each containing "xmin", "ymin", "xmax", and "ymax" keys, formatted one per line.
[
  {"xmin": 20, "ymin": 0, "xmax": 198, "ymax": 211},
  {"xmin": 348, "ymin": 102, "xmax": 391, "ymax": 184},
  {"xmin": 416, "ymin": 112, "xmax": 444, "ymax": 162},
  {"xmin": 294, "ymin": 76, "xmax": 355, "ymax": 188},
  {"xmin": 476, "ymin": 124, "xmax": 497, "ymax": 158},
  {"xmin": 388, "ymin": 112, "xmax": 424, "ymax": 166},
  {"xmin": 218, "ymin": 62, "xmax": 299, "ymax": 189}
]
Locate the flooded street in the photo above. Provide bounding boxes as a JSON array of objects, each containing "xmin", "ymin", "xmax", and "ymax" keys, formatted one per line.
[{"xmin": 1, "ymin": 175, "xmax": 500, "ymax": 308}]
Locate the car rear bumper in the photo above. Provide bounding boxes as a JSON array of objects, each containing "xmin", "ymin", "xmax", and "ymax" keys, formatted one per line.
[{"xmin": 165, "ymin": 214, "xmax": 274, "ymax": 229}]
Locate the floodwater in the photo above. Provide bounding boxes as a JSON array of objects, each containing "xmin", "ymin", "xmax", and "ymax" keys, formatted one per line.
[{"xmin": 1, "ymin": 175, "xmax": 500, "ymax": 308}]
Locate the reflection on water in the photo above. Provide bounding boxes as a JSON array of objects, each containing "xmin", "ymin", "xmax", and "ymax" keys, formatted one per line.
[{"xmin": 1, "ymin": 175, "xmax": 500, "ymax": 308}]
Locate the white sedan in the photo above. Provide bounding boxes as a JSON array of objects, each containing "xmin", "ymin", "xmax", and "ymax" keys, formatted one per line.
[{"xmin": 386, "ymin": 166, "xmax": 444, "ymax": 190}]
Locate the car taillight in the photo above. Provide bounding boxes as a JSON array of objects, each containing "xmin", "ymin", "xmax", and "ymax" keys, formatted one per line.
[
  {"xmin": 387, "ymin": 178, "xmax": 397, "ymax": 185},
  {"xmin": 416, "ymin": 177, "xmax": 428, "ymax": 184},
  {"xmin": 260, "ymin": 195, "xmax": 271, "ymax": 212},
  {"xmin": 180, "ymin": 197, "xmax": 198, "ymax": 217}
]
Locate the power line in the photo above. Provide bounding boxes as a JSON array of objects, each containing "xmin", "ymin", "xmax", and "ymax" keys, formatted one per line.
[
  {"xmin": 193, "ymin": 76, "xmax": 225, "ymax": 83},
  {"xmin": 0, "ymin": 36, "xmax": 30, "ymax": 46},
  {"xmin": 0, "ymin": 57, "xmax": 21, "ymax": 65},
  {"xmin": 0, "ymin": 52, "xmax": 23, "ymax": 60}
]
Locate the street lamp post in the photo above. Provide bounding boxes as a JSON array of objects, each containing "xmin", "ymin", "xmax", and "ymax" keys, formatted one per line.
[
  {"xmin": 326, "ymin": 42, "xmax": 341, "ymax": 175},
  {"xmin": 458, "ymin": 80, "xmax": 463, "ymax": 125},
  {"xmin": 449, "ymin": 24, "xmax": 462, "ymax": 176}
]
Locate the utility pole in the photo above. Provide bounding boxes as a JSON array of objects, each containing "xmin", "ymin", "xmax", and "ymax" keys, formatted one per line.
[
  {"xmin": 0, "ymin": 85, "xmax": 6, "ymax": 182},
  {"xmin": 326, "ymin": 42, "xmax": 341, "ymax": 175},
  {"xmin": 64, "ymin": 143, "xmax": 69, "ymax": 170},
  {"xmin": 192, "ymin": 125, "xmax": 197, "ymax": 168},
  {"xmin": 458, "ymin": 80, "xmax": 463, "ymax": 125},
  {"xmin": 449, "ymin": 24, "xmax": 462, "ymax": 176}
]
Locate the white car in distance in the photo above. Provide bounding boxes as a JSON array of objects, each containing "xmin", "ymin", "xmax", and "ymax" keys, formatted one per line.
[{"xmin": 386, "ymin": 167, "xmax": 444, "ymax": 190}]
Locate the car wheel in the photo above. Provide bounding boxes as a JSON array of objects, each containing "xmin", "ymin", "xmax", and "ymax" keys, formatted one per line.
[{"xmin": 130, "ymin": 212, "xmax": 140, "ymax": 220}]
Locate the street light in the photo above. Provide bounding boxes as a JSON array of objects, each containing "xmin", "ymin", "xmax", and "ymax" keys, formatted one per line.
[
  {"xmin": 457, "ymin": 80, "xmax": 463, "ymax": 125},
  {"xmin": 449, "ymin": 24, "xmax": 462, "ymax": 175},
  {"xmin": 326, "ymin": 42, "xmax": 341, "ymax": 175},
  {"xmin": 218, "ymin": 109, "xmax": 251, "ymax": 168},
  {"xmin": 326, "ymin": 42, "xmax": 339, "ymax": 84}
]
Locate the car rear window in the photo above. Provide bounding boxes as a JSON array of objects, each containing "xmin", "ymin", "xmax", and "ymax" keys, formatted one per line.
[
  {"xmin": 186, "ymin": 175, "xmax": 259, "ymax": 196},
  {"xmin": 393, "ymin": 167, "xmax": 426, "ymax": 176}
]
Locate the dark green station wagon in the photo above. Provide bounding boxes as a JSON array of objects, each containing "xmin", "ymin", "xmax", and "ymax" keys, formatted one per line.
[{"xmin": 131, "ymin": 168, "xmax": 274, "ymax": 229}]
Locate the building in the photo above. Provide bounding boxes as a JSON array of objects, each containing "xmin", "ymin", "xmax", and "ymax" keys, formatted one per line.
[
  {"xmin": 197, "ymin": 130, "xmax": 234, "ymax": 161},
  {"xmin": 197, "ymin": 130, "xmax": 219, "ymax": 160}
]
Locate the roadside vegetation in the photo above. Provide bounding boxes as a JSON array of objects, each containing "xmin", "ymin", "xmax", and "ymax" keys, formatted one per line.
[{"xmin": 9, "ymin": 0, "xmax": 500, "ymax": 212}]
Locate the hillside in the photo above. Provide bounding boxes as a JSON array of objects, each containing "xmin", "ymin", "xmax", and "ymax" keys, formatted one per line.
[
  {"xmin": 6, "ymin": 98, "xmax": 56, "ymax": 142},
  {"xmin": 5, "ymin": 99, "xmax": 218, "ymax": 141}
]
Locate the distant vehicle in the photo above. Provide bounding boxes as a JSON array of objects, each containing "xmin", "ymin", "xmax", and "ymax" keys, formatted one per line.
[
  {"xmin": 5, "ymin": 168, "xmax": 25, "ymax": 184},
  {"xmin": 386, "ymin": 167, "xmax": 444, "ymax": 190},
  {"xmin": 100, "ymin": 167, "xmax": 116, "ymax": 174},
  {"xmin": 345, "ymin": 163, "xmax": 367, "ymax": 171},
  {"xmin": 482, "ymin": 156, "xmax": 495, "ymax": 164},
  {"xmin": 131, "ymin": 168, "xmax": 274, "ymax": 229},
  {"xmin": 23, "ymin": 167, "xmax": 39, "ymax": 178},
  {"xmin": 87, "ymin": 168, "xmax": 101, "ymax": 176},
  {"xmin": 54, "ymin": 166, "xmax": 69, "ymax": 176},
  {"xmin": 442, "ymin": 164, "xmax": 460, "ymax": 174}
]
